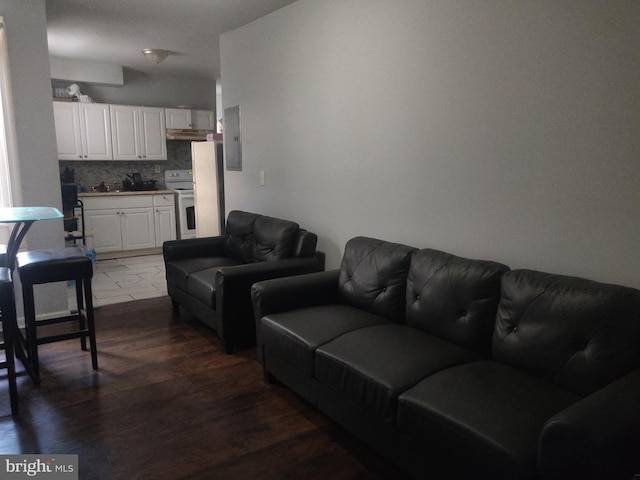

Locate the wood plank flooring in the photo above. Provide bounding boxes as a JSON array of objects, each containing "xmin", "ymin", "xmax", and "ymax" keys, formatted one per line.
[{"xmin": 0, "ymin": 296, "xmax": 410, "ymax": 480}]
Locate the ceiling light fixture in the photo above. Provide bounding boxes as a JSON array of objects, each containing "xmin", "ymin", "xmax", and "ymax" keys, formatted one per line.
[{"xmin": 142, "ymin": 48, "xmax": 170, "ymax": 64}]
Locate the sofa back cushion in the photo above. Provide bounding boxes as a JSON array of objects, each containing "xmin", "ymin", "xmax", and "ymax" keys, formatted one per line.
[
  {"xmin": 223, "ymin": 211, "xmax": 260, "ymax": 263},
  {"xmin": 338, "ymin": 237, "xmax": 417, "ymax": 322},
  {"xmin": 406, "ymin": 249, "xmax": 509, "ymax": 356},
  {"xmin": 493, "ymin": 269, "xmax": 640, "ymax": 395},
  {"xmin": 252, "ymin": 215, "xmax": 299, "ymax": 262}
]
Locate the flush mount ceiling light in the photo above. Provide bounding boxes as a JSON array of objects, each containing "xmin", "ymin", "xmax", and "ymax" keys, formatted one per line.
[{"xmin": 142, "ymin": 48, "xmax": 170, "ymax": 64}]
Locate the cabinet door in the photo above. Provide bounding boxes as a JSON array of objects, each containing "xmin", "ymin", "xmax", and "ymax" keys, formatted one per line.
[
  {"xmin": 154, "ymin": 206, "xmax": 176, "ymax": 246},
  {"xmin": 79, "ymin": 103, "xmax": 112, "ymax": 160},
  {"xmin": 139, "ymin": 107, "xmax": 167, "ymax": 160},
  {"xmin": 84, "ymin": 209, "xmax": 123, "ymax": 252},
  {"xmin": 53, "ymin": 102, "xmax": 83, "ymax": 160},
  {"xmin": 110, "ymin": 105, "xmax": 141, "ymax": 161},
  {"xmin": 121, "ymin": 207, "xmax": 155, "ymax": 250},
  {"xmin": 165, "ymin": 108, "xmax": 192, "ymax": 129},
  {"xmin": 192, "ymin": 110, "xmax": 215, "ymax": 130}
]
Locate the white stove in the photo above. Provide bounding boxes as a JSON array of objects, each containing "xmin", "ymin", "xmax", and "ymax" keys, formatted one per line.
[{"xmin": 165, "ymin": 169, "xmax": 196, "ymax": 239}]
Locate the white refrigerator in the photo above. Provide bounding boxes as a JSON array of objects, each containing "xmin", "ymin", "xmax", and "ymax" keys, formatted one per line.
[{"xmin": 191, "ymin": 141, "xmax": 225, "ymax": 237}]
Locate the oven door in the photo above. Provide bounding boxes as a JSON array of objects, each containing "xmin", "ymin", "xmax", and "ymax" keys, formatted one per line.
[{"xmin": 176, "ymin": 191, "xmax": 197, "ymax": 239}]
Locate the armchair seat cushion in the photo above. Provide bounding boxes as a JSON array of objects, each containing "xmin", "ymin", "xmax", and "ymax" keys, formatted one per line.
[
  {"xmin": 397, "ymin": 360, "xmax": 580, "ymax": 478},
  {"xmin": 261, "ymin": 304, "xmax": 391, "ymax": 376},
  {"xmin": 315, "ymin": 324, "xmax": 481, "ymax": 424},
  {"xmin": 166, "ymin": 257, "xmax": 241, "ymax": 291}
]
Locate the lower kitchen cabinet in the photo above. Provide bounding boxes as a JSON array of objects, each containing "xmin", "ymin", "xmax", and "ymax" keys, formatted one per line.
[
  {"xmin": 82, "ymin": 193, "xmax": 176, "ymax": 253},
  {"xmin": 153, "ymin": 193, "xmax": 176, "ymax": 246}
]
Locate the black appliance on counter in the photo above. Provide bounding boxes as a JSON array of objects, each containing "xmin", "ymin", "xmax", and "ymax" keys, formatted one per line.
[{"xmin": 122, "ymin": 173, "xmax": 157, "ymax": 191}]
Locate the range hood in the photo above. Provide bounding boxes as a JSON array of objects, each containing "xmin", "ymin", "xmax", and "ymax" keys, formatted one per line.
[{"xmin": 166, "ymin": 129, "xmax": 213, "ymax": 141}]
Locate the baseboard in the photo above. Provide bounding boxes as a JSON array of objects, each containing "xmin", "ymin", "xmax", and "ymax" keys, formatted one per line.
[{"xmin": 97, "ymin": 247, "xmax": 162, "ymax": 261}]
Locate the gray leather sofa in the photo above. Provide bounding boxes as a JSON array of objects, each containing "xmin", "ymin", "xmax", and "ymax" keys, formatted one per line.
[
  {"xmin": 251, "ymin": 236, "xmax": 640, "ymax": 479},
  {"xmin": 163, "ymin": 210, "xmax": 324, "ymax": 353}
]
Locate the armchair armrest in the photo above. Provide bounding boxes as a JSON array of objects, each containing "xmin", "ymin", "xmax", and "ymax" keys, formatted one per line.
[
  {"xmin": 214, "ymin": 256, "xmax": 325, "ymax": 352},
  {"xmin": 162, "ymin": 236, "xmax": 226, "ymax": 263},
  {"xmin": 538, "ymin": 370, "xmax": 640, "ymax": 480}
]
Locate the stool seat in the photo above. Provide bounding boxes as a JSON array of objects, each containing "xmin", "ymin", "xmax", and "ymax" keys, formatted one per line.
[
  {"xmin": 17, "ymin": 247, "xmax": 92, "ymax": 284},
  {"xmin": 16, "ymin": 247, "xmax": 97, "ymax": 384}
]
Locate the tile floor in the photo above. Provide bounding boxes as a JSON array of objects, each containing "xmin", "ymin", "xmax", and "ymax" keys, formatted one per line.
[{"xmin": 68, "ymin": 254, "xmax": 167, "ymax": 308}]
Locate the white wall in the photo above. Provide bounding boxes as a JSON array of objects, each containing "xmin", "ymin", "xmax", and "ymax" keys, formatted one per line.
[
  {"xmin": 220, "ymin": 0, "xmax": 640, "ymax": 289},
  {"xmin": 0, "ymin": 0, "xmax": 67, "ymax": 315}
]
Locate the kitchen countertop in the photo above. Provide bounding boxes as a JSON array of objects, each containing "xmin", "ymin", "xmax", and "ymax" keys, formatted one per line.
[{"xmin": 79, "ymin": 190, "xmax": 175, "ymax": 197}]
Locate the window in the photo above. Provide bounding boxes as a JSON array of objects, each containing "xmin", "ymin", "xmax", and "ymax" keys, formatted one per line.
[{"xmin": 0, "ymin": 17, "xmax": 18, "ymax": 243}]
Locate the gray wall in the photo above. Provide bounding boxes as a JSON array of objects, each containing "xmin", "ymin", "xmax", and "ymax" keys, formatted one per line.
[
  {"xmin": 0, "ymin": 0, "xmax": 67, "ymax": 315},
  {"xmin": 220, "ymin": 0, "xmax": 640, "ymax": 288}
]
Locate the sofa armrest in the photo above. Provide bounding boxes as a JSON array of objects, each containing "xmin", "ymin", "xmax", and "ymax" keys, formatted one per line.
[
  {"xmin": 214, "ymin": 256, "xmax": 325, "ymax": 352},
  {"xmin": 251, "ymin": 269, "xmax": 340, "ymax": 363},
  {"xmin": 162, "ymin": 236, "xmax": 226, "ymax": 263},
  {"xmin": 538, "ymin": 369, "xmax": 640, "ymax": 480},
  {"xmin": 251, "ymin": 269, "xmax": 340, "ymax": 320}
]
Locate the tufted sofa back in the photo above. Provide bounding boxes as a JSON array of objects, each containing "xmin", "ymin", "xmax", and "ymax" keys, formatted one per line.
[
  {"xmin": 224, "ymin": 211, "xmax": 260, "ymax": 262},
  {"xmin": 223, "ymin": 210, "xmax": 308, "ymax": 264},
  {"xmin": 252, "ymin": 215, "xmax": 300, "ymax": 262},
  {"xmin": 493, "ymin": 270, "xmax": 640, "ymax": 396},
  {"xmin": 405, "ymin": 249, "xmax": 509, "ymax": 356},
  {"xmin": 338, "ymin": 237, "xmax": 416, "ymax": 322}
]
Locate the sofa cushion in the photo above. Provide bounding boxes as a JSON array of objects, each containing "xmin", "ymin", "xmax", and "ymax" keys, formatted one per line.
[
  {"xmin": 315, "ymin": 324, "xmax": 481, "ymax": 424},
  {"xmin": 224, "ymin": 211, "xmax": 260, "ymax": 263},
  {"xmin": 166, "ymin": 257, "xmax": 241, "ymax": 291},
  {"xmin": 252, "ymin": 216, "xmax": 299, "ymax": 262},
  {"xmin": 397, "ymin": 360, "xmax": 580, "ymax": 479},
  {"xmin": 338, "ymin": 237, "xmax": 417, "ymax": 323},
  {"xmin": 406, "ymin": 248, "xmax": 509, "ymax": 356},
  {"xmin": 261, "ymin": 304, "xmax": 391, "ymax": 376},
  {"xmin": 493, "ymin": 269, "xmax": 640, "ymax": 395},
  {"xmin": 185, "ymin": 262, "xmax": 250, "ymax": 309}
]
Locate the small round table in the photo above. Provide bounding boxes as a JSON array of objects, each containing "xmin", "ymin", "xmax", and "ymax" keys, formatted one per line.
[{"xmin": 0, "ymin": 207, "xmax": 63, "ymax": 269}]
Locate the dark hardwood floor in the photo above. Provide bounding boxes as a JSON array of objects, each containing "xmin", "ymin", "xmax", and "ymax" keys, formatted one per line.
[{"xmin": 0, "ymin": 296, "xmax": 410, "ymax": 479}]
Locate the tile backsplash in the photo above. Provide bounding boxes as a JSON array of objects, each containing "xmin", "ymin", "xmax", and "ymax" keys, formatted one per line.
[{"xmin": 59, "ymin": 140, "xmax": 192, "ymax": 191}]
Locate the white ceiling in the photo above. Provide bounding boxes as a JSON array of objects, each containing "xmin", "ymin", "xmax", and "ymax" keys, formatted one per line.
[{"xmin": 45, "ymin": 0, "xmax": 298, "ymax": 81}]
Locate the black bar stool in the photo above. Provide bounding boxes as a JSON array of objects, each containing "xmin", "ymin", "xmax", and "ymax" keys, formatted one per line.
[
  {"xmin": 16, "ymin": 247, "xmax": 97, "ymax": 384},
  {"xmin": 0, "ymin": 267, "xmax": 19, "ymax": 414}
]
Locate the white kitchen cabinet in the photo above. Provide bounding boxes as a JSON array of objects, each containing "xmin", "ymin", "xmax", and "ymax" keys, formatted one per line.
[
  {"xmin": 53, "ymin": 102, "xmax": 112, "ymax": 160},
  {"xmin": 84, "ymin": 209, "xmax": 122, "ymax": 252},
  {"xmin": 153, "ymin": 193, "xmax": 176, "ymax": 246},
  {"xmin": 165, "ymin": 108, "xmax": 192, "ymax": 129},
  {"xmin": 110, "ymin": 105, "xmax": 167, "ymax": 160},
  {"xmin": 82, "ymin": 194, "xmax": 160, "ymax": 253},
  {"xmin": 192, "ymin": 110, "xmax": 215, "ymax": 130},
  {"xmin": 121, "ymin": 208, "xmax": 156, "ymax": 250}
]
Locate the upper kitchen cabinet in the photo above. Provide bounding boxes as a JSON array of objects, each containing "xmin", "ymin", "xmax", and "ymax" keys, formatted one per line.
[
  {"xmin": 165, "ymin": 108, "xmax": 215, "ymax": 130},
  {"xmin": 165, "ymin": 108, "xmax": 192, "ymax": 129},
  {"xmin": 110, "ymin": 105, "xmax": 167, "ymax": 161},
  {"xmin": 53, "ymin": 102, "xmax": 112, "ymax": 160},
  {"xmin": 192, "ymin": 110, "xmax": 215, "ymax": 130}
]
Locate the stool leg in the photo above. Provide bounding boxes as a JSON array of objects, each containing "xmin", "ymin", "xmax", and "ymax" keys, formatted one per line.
[
  {"xmin": 84, "ymin": 277, "xmax": 98, "ymax": 371},
  {"xmin": 3, "ymin": 288, "xmax": 19, "ymax": 415},
  {"xmin": 75, "ymin": 279, "xmax": 87, "ymax": 351},
  {"xmin": 22, "ymin": 283, "xmax": 40, "ymax": 385}
]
